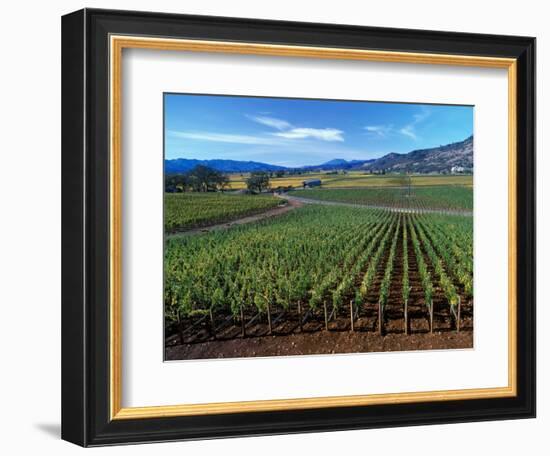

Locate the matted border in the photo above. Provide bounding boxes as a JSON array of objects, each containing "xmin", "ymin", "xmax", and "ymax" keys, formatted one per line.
[{"xmin": 109, "ymin": 35, "xmax": 518, "ymax": 420}]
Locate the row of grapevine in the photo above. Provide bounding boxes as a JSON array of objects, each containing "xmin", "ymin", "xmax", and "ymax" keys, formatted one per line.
[
  {"xmin": 290, "ymin": 186, "xmax": 473, "ymax": 212},
  {"xmin": 402, "ymin": 219, "xmax": 410, "ymax": 334},
  {"xmin": 309, "ymin": 212, "xmax": 392, "ymax": 314},
  {"xmin": 165, "ymin": 192, "xmax": 282, "ymax": 232},
  {"xmin": 413, "ymin": 216, "xmax": 461, "ymax": 331},
  {"xmin": 378, "ymin": 216, "xmax": 401, "ymax": 334},
  {"xmin": 416, "ymin": 217, "xmax": 473, "ymax": 298},
  {"xmin": 331, "ymin": 212, "xmax": 394, "ymax": 317},
  {"xmin": 408, "ymin": 216, "xmax": 434, "ymax": 331}
]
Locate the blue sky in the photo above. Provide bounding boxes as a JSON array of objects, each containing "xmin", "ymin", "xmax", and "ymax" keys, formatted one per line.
[{"xmin": 164, "ymin": 94, "xmax": 473, "ymax": 167}]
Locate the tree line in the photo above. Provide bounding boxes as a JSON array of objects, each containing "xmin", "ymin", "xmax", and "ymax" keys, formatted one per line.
[{"xmin": 165, "ymin": 165, "xmax": 271, "ymax": 194}]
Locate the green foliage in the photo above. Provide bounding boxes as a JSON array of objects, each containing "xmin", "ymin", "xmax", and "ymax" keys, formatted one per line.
[
  {"xmin": 164, "ymin": 193, "xmax": 281, "ymax": 232},
  {"xmin": 164, "ymin": 204, "xmax": 473, "ymax": 326},
  {"xmin": 166, "ymin": 206, "xmax": 389, "ymax": 320},
  {"xmin": 379, "ymin": 216, "xmax": 401, "ymax": 312},
  {"xmin": 166, "ymin": 165, "xmax": 229, "ymax": 193},
  {"xmin": 413, "ymin": 216, "xmax": 461, "ymax": 311},
  {"xmin": 408, "ymin": 216, "xmax": 434, "ymax": 311},
  {"xmin": 290, "ymin": 186, "xmax": 473, "ymax": 211},
  {"xmin": 402, "ymin": 220, "xmax": 410, "ymax": 304},
  {"xmin": 416, "ymin": 216, "xmax": 473, "ymax": 298},
  {"xmin": 359, "ymin": 217, "xmax": 396, "ymax": 300},
  {"xmin": 246, "ymin": 172, "xmax": 271, "ymax": 194}
]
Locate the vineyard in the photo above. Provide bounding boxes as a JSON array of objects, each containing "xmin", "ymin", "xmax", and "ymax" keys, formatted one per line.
[
  {"xmin": 165, "ymin": 204, "xmax": 473, "ymax": 352},
  {"xmin": 289, "ymin": 186, "xmax": 473, "ymax": 212},
  {"xmin": 165, "ymin": 193, "xmax": 282, "ymax": 232}
]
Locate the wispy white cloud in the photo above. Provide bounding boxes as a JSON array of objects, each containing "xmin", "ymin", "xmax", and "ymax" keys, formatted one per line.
[
  {"xmin": 273, "ymin": 127, "xmax": 344, "ymax": 142},
  {"xmin": 168, "ymin": 130, "xmax": 279, "ymax": 145},
  {"xmin": 364, "ymin": 124, "xmax": 393, "ymax": 138},
  {"xmin": 413, "ymin": 109, "xmax": 430, "ymax": 123},
  {"xmin": 247, "ymin": 113, "xmax": 344, "ymax": 142},
  {"xmin": 398, "ymin": 108, "xmax": 431, "ymax": 141},
  {"xmin": 247, "ymin": 115, "xmax": 291, "ymax": 131},
  {"xmin": 399, "ymin": 125, "xmax": 417, "ymax": 140}
]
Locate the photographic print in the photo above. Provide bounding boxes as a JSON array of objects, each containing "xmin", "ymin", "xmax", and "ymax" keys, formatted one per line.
[{"xmin": 164, "ymin": 94, "xmax": 474, "ymax": 361}]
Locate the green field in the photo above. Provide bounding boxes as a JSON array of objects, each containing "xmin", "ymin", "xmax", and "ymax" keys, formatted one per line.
[
  {"xmin": 165, "ymin": 205, "xmax": 473, "ymax": 324},
  {"xmin": 164, "ymin": 193, "xmax": 282, "ymax": 233},
  {"xmin": 290, "ymin": 186, "xmax": 473, "ymax": 211}
]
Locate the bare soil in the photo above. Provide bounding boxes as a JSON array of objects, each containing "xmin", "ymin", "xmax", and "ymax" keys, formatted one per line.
[{"xmin": 165, "ymin": 330, "xmax": 473, "ymax": 360}]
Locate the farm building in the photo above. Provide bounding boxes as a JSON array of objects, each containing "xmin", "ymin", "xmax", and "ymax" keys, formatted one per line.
[
  {"xmin": 451, "ymin": 166, "xmax": 465, "ymax": 174},
  {"xmin": 303, "ymin": 179, "xmax": 322, "ymax": 188}
]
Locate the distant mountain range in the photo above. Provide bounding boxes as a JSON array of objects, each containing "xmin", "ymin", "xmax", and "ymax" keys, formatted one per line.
[
  {"xmin": 165, "ymin": 135, "xmax": 473, "ymax": 174},
  {"xmin": 301, "ymin": 158, "xmax": 375, "ymax": 171},
  {"xmin": 164, "ymin": 158, "xmax": 287, "ymax": 174}
]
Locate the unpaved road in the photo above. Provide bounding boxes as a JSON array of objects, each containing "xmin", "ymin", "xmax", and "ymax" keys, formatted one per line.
[
  {"xmin": 281, "ymin": 193, "xmax": 473, "ymax": 217},
  {"xmin": 167, "ymin": 198, "xmax": 302, "ymax": 238}
]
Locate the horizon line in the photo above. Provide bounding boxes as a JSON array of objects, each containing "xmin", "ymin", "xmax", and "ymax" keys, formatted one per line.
[{"xmin": 165, "ymin": 133, "xmax": 474, "ymax": 168}]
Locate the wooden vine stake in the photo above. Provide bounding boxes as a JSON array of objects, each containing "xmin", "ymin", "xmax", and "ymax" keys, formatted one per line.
[
  {"xmin": 209, "ymin": 308, "xmax": 216, "ymax": 340},
  {"xmin": 240, "ymin": 305, "xmax": 246, "ymax": 338},
  {"xmin": 266, "ymin": 301, "xmax": 272, "ymax": 335},
  {"xmin": 429, "ymin": 300, "xmax": 434, "ymax": 334},
  {"xmin": 404, "ymin": 299, "xmax": 408, "ymax": 335},
  {"xmin": 456, "ymin": 296, "xmax": 461, "ymax": 333},
  {"xmin": 323, "ymin": 300, "xmax": 329, "ymax": 331},
  {"xmin": 177, "ymin": 313, "xmax": 185, "ymax": 345},
  {"xmin": 297, "ymin": 300, "xmax": 302, "ymax": 332},
  {"xmin": 378, "ymin": 300, "xmax": 383, "ymax": 336},
  {"xmin": 349, "ymin": 300, "xmax": 354, "ymax": 332}
]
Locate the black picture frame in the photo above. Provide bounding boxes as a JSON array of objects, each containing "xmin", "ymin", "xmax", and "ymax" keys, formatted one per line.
[{"xmin": 62, "ymin": 8, "xmax": 536, "ymax": 447}]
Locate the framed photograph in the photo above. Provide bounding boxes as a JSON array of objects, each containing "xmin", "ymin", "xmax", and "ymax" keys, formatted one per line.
[{"xmin": 61, "ymin": 8, "xmax": 536, "ymax": 447}]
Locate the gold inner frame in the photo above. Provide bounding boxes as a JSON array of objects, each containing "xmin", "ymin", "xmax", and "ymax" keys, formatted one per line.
[{"xmin": 109, "ymin": 35, "xmax": 517, "ymax": 420}]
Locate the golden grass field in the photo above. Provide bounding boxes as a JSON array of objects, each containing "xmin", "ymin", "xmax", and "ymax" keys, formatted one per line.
[{"xmin": 226, "ymin": 171, "xmax": 473, "ymax": 190}]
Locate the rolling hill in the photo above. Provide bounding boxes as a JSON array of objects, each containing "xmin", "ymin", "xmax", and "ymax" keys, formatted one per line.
[
  {"xmin": 165, "ymin": 135, "xmax": 473, "ymax": 174},
  {"xmin": 361, "ymin": 135, "xmax": 473, "ymax": 173}
]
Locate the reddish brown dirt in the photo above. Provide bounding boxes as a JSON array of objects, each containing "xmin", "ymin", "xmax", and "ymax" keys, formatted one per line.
[{"xmin": 165, "ymin": 329, "xmax": 473, "ymax": 360}]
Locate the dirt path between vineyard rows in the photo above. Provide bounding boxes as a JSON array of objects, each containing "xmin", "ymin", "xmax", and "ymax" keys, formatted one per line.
[
  {"xmin": 166, "ymin": 198, "xmax": 303, "ymax": 239},
  {"xmin": 281, "ymin": 193, "xmax": 473, "ymax": 217}
]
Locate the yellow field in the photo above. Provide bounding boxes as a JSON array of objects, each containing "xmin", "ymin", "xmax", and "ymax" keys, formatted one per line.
[{"xmin": 226, "ymin": 172, "xmax": 472, "ymax": 190}]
